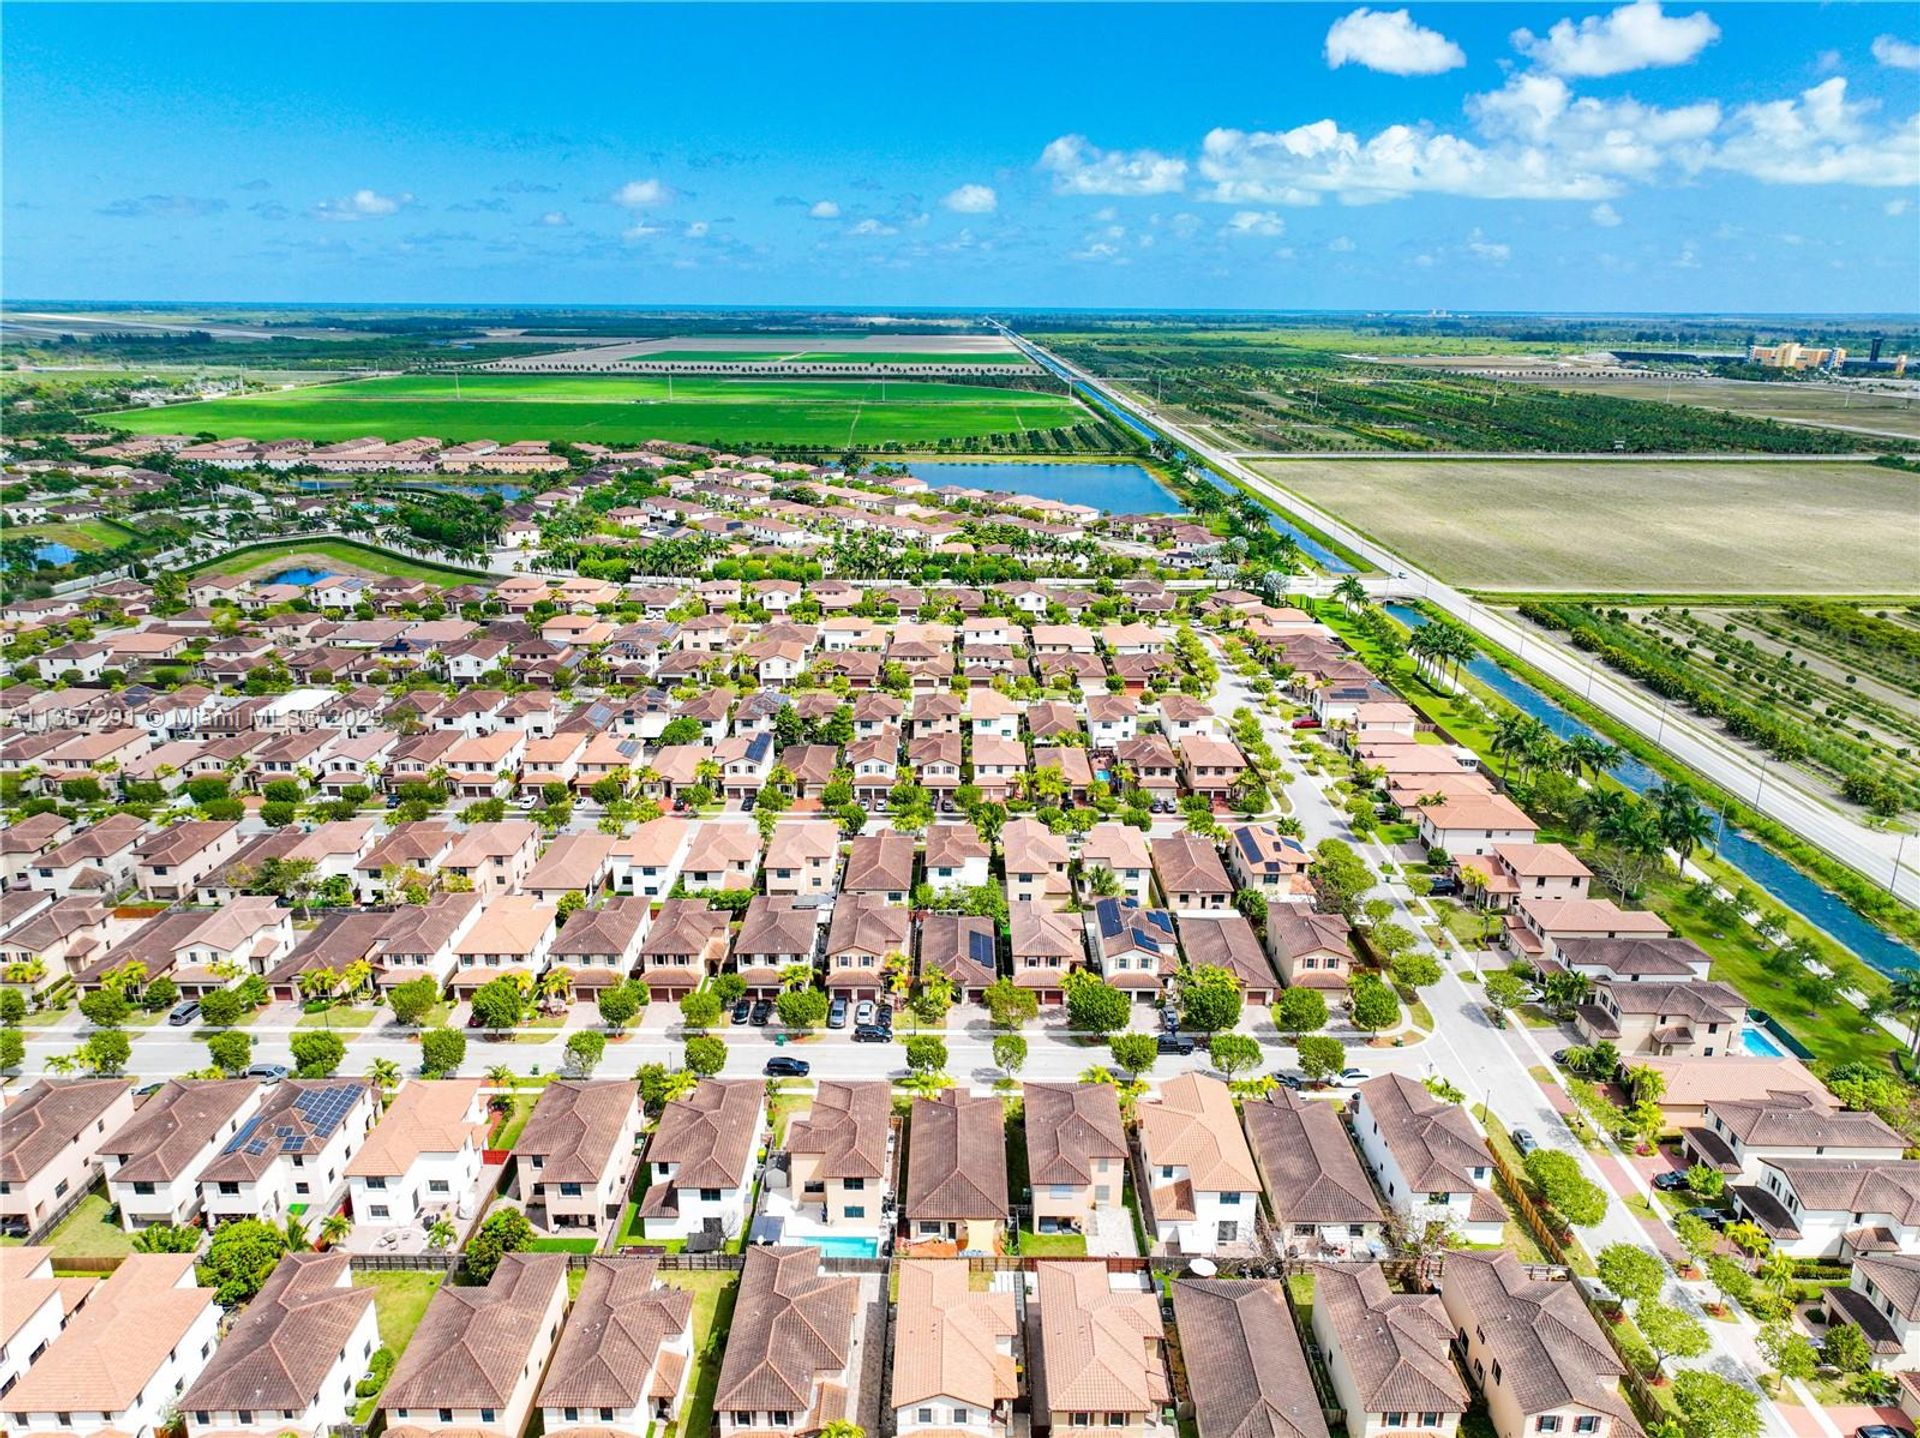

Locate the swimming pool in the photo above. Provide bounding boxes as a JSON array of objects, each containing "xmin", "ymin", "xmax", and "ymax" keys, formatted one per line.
[
  {"xmin": 1740, "ymin": 1026, "xmax": 1789, "ymax": 1058},
  {"xmin": 802, "ymin": 1233, "xmax": 881, "ymax": 1258}
]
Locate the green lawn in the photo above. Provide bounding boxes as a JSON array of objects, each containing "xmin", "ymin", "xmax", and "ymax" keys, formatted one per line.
[
  {"xmin": 529, "ymin": 1236, "xmax": 600, "ymax": 1253},
  {"xmin": 105, "ymin": 373, "xmax": 1090, "ymax": 447},
  {"xmin": 187, "ymin": 538, "xmax": 481, "ymax": 587},
  {"xmin": 493, "ymin": 1093, "xmax": 539, "ymax": 1151},
  {"xmin": 1017, "ymin": 1228, "xmax": 1088, "ymax": 1256},
  {"xmin": 42, "ymin": 1190, "xmax": 134, "ymax": 1259},
  {"xmin": 12, "ymin": 518, "xmax": 141, "ymax": 553},
  {"xmin": 353, "ymin": 1270, "xmax": 444, "ymax": 1422},
  {"xmin": 660, "ymin": 1271, "xmax": 739, "ymax": 1438},
  {"xmin": 296, "ymin": 1004, "xmax": 377, "ymax": 1029}
]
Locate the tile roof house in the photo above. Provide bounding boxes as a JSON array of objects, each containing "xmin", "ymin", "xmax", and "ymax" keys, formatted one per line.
[
  {"xmin": 548, "ymin": 897, "xmax": 652, "ymax": 992},
  {"xmin": 102, "ymin": 1079, "xmax": 263, "ymax": 1230},
  {"xmin": 1172, "ymin": 1279, "xmax": 1329, "ymax": 1438},
  {"xmin": 1309, "ymin": 1263, "xmax": 1468, "ymax": 1438},
  {"xmin": 905, "ymin": 1089, "xmax": 1009, "ymax": 1251},
  {"xmin": 1682, "ymin": 1090, "xmax": 1904, "ymax": 1183},
  {"xmin": 1439, "ymin": 1251, "xmax": 1638, "ymax": 1438},
  {"xmin": 842, "ymin": 831, "xmax": 916, "ymax": 903},
  {"xmin": 0, "ymin": 1249, "xmax": 91, "ymax": 1412},
  {"xmin": 180, "ymin": 1253, "xmax": 380, "ymax": 1438},
  {"xmin": 1023, "ymin": 1082, "xmax": 1128, "ymax": 1237},
  {"xmin": 639, "ymin": 899, "xmax": 732, "ymax": 999},
  {"xmin": 1080, "ymin": 823, "xmax": 1153, "ymax": 904},
  {"xmin": 1732, "ymin": 1157, "xmax": 1920, "ymax": 1259},
  {"xmin": 198, "ymin": 1079, "xmax": 377, "ymax": 1229},
  {"xmin": 824, "ymin": 895, "xmax": 910, "ymax": 1001},
  {"xmin": 891, "ymin": 1259, "xmax": 1018, "ymax": 1438},
  {"xmin": 1030, "ymin": 1262, "xmax": 1169, "ymax": 1438},
  {"xmin": 1265, "ymin": 910, "xmax": 1355, "ymax": 991},
  {"xmin": 0, "ymin": 1253, "xmax": 219, "ymax": 1438},
  {"xmin": 537, "ymin": 1257, "xmax": 696, "ymax": 1438},
  {"xmin": 1573, "ymin": 979, "xmax": 1747, "ymax": 1058},
  {"xmin": 514, "ymin": 1080, "xmax": 646, "ymax": 1232},
  {"xmin": 1177, "ymin": 913, "xmax": 1279, "ymax": 1005},
  {"xmin": 783, "ymin": 1080, "xmax": 893, "ymax": 1235},
  {"xmin": 1009, "ymin": 900, "xmax": 1084, "ymax": 1005},
  {"xmin": 639, "ymin": 1081, "xmax": 766, "ymax": 1244},
  {"xmin": 923, "ymin": 823, "xmax": 990, "ymax": 892},
  {"xmin": 713, "ymin": 1247, "xmax": 859, "ymax": 1438},
  {"xmin": 0, "ymin": 1079, "xmax": 137, "ymax": 1235},
  {"xmin": 1150, "ymin": 833, "xmax": 1233, "ymax": 914},
  {"xmin": 1820, "ymin": 1253, "xmax": 1920, "ymax": 1368},
  {"xmin": 764, "ymin": 823, "xmax": 841, "ymax": 899},
  {"xmin": 918, "ymin": 912, "xmax": 1000, "ymax": 1004},
  {"xmin": 345, "ymin": 1079, "xmax": 489, "ymax": 1233},
  {"xmin": 380, "ymin": 1253, "xmax": 571, "ymax": 1438},
  {"xmin": 1002, "ymin": 819, "xmax": 1070, "ymax": 906},
  {"xmin": 1093, "ymin": 897, "xmax": 1179, "ymax": 995},
  {"xmin": 1241, "ymin": 1091, "xmax": 1384, "ymax": 1255},
  {"xmin": 1224, "ymin": 823, "xmax": 1311, "ymax": 901},
  {"xmin": 734, "ymin": 896, "xmax": 821, "ymax": 998},
  {"xmin": 1352, "ymin": 1075, "xmax": 1505, "ymax": 1245},
  {"xmin": 1136, "ymin": 1074, "xmax": 1261, "ymax": 1254}
]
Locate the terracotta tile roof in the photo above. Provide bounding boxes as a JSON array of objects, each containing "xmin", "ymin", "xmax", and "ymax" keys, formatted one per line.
[
  {"xmin": 785, "ymin": 1081, "xmax": 890, "ymax": 1181},
  {"xmin": 0, "ymin": 1249, "xmax": 92, "ymax": 1353},
  {"xmin": 1176, "ymin": 913, "xmax": 1277, "ymax": 992},
  {"xmin": 1356, "ymin": 1075, "xmax": 1491, "ymax": 1196},
  {"xmin": 1308, "ymin": 1264, "xmax": 1466, "ymax": 1416},
  {"xmin": 891, "ymin": 1260, "xmax": 1017, "ymax": 1410},
  {"xmin": 201, "ymin": 1081, "xmax": 372, "ymax": 1182},
  {"xmin": 1024, "ymin": 1082, "xmax": 1127, "ymax": 1189},
  {"xmin": 1150, "ymin": 833, "xmax": 1233, "ymax": 896},
  {"xmin": 1242, "ymin": 1093, "xmax": 1381, "ymax": 1228},
  {"xmin": 0, "ymin": 1079, "xmax": 128, "ymax": 1184},
  {"xmin": 1440, "ymin": 1252, "xmax": 1633, "ymax": 1430},
  {"xmin": 1032, "ymin": 1262, "xmax": 1166, "ymax": 1414},
  {"xmin": 1706, "ymin": 1091, "xmax": 1904, "ymax": 1151},
  {"xmin": 1138, "ymin": 1074, "xmax": 1259, "ymax": 1194},
  {"xmin": 1763, "ymin": 1158, "xmax": 1920, "ymax": 1224},
  {"xmin": 1172, "ymin": 1280, "xmax": 1329, "ymax": 1438},
  {"xmin": 539, "ymin": 1257, "xmax": 693, "ymax": 1408},
  {"xmin": 919, "ymin": 914, "xmax": 998, "ymax": 989},
  {"xmin": 906, "ymin": 1090, "xmax": 1008, "ymax": 1221},
  {"xmin": 517, "ymin": 1080, "xmax": 638, "ymax": 1184},
  {"xmin": 382, "ymin": 1253, "xmax": 568, "ymax": 1411},
  {"xmin": 713, "ymin": 1247, "xmax": 858, "ymax": 1414},
  {"xmin": 105, "ymin": 1079, "xmax": 258, "ymax": 1182},
  {"xmin": 645, "ymin": 1081, "xmax": 763, "ymax": 1190},
  {"xmin": 347, "ymin": 1080, "xmax": 486, "ymax": 1177},
  {"xmin": 3, "ymin": 1254, "xmax": 214, "ymax": 1415},
  {"xmin": 181, "ymin": 1254, "xmax": 374, "ymax": 1413}
]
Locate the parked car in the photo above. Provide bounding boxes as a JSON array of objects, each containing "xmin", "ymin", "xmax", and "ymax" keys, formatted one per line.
[
  {"xmin": 246, "ymin": 1064, "xmax": 291, "ymax": 1085},
  {"xmin": 1333, "ymin": 1066, "xmax": 1373, "ymax": 1087},
  {"xmin": 740, "ymin": 794, "xmax": 756, "ymax": 812},
  {"xmin": 1652, "ymin": 1170, "xmax": 1691, "ymax": 1192},
  {"xmin": 1273, "ymin": 1070, "xmax": 1306, "ymax": 1090},
  {"xmin": 1682, "ymin": 1206, "xmax": 1728, "ymax": 1229},
  {"xmin": 1290, "ymin": 716, "xmax": 1322, "ymax": 730},
  {"xmin": 852, "ymin": 1023, "xmax": 892, "ymax": 1043},
  {"xmin": 167, "ymin": 1000, "xmax": 201, "ymax": 1027},
  {"xmin": 730, "ymin": 999, "xmax": 752, "ymax": 1025},
  {"xmin": 1511, "ymin": 1128, "xmax": 1539, "ymax": 1157},
  {"xmin": 1857, "ymin": 1426, "xmax": 1912, "ymax": 1438},
  {"xmin": 1157, "ymin": 1032, "xmax": 1196, "ymax": 1056},
  {"xmin": 1551, "ymin": 1048, "xmax": 1574, "ymax": 1066},
  {"xmin": 1426, "ymin": 874, "xmax": 1461, "ymax": 897},
  {"xmin": 854, "ymin": 999, "xmax": 877, "ymax": 1027},
  {"xmin": 749, "ymin": 998, "xmax": 774, "ymax": 1026},
  {"xmin": 828, "ymin": 995, "xmax": 850, "ymax": 1029},
  {"xmin": 764, "ymin": 1056, "xmax": 811, "ymax": 1078}
]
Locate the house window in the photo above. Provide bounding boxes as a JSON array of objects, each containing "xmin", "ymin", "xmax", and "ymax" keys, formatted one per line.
[
  {"xmin": 481, "ymin": 1410, "xmax": 496, "ymax": 1424},
  {"xmin": 428, "ymin": 1179, "xmax": 450, "ymax": 1194},
  {"xmin": 1491, "ymin": 1361, "xmax": 1503, "ymax": 1386},
  {"xmin": 1385, "ymin": 1416, "xmax": 1405, "ymax": 1428},
  {"xmin": 1575, "ymin": 1420, "xmax": 1599, "ymax": 1434},
  {"xmin": 701, "ymin": 1187, "xmax": 722, "ymax": 1201},
  {"xmin": 439, "ymin": 1410, "xmax": 454, "ymax": 1424},
  {"xmin": 565, "ymin": 1410, "xmax": 579, "ymax": 1423},
  {"xmin": 845, "ymin": 1177, "xmax": 864, "ymax": 1191},
  {"xmin": 920, "ymin": 1410, "xmax": 936, "ymax": 1425},
  {"xmin": 1071, "ymin": 1416, "xmax": 1092, "ymax": 1429},
  {"xmin": 600, "ymin": 1410, "xmax": 615, "ymax": 1422},
  {"xmin": 770, "ymin": 1413, "xmax": 792, "ymax": 1427},
  {"xmin": 1421, "ymin": 1416, "xmax": 1443, "ymax": 1429},
  {"xmin": 846, "ymin": 1206, "xmax": 866, "ymax": 1219},
  {"xmin": 1537, "ymin": 1419, "xmax": 1561, "ymax": 1433},
  {"xmin": 954, "ymin": 1410, "xmax": 970, "ymax": 1426},
  {"xmin": 370, "ymin": 1205, "xmax": 390, "ymax": 1219},
  {"xmin": 1107, "ymin": 1416, "xmax": 1127, "ymax": 1428}
]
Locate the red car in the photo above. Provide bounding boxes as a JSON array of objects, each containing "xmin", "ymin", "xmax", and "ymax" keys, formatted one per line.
[{"xmin": 1290, "ymin": 716, "xmax": 1322, "ymax": 730}]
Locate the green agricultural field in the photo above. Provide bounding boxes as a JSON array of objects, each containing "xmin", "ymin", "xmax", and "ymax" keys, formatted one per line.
[
  {"xmin": 1527, "ymin": 376, "xmax": 1920, "ymax": 443},
  {"xmin": 104, "ymin": 372, "xmax": 1084, "ymax": 447},
  {"xmin": 1255, "ymin": 457, "xmax": 1920, "ymax": 593},
  {"xmin": 632, "ymin": 349, "xmax": 1027, "ymax": 365}
]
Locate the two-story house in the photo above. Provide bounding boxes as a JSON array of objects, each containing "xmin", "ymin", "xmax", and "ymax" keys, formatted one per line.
[
  {"xmin": 102, "ymin": 1079, "xmax": 263, "ymax": 1230},
  {"xmin": 1311, "ymin": 1263, "xmax": 1468, "ymax": 1438},
  {"xmin": 1350, "ymin": 1075, "xmax": 1504, "ymax": 1245},
  {"xmin": 783, "ymin": 1080, "xmax": 892, "ymax": 1237},
  {"xmin": 712, "ymin": 1247, "xmax": 857, "ymax": 1438},
  {"xmin": 198, "ymin": 1079, "xmax": 377, "ymax": 1228},
  {"xmin": 905, "ymin": 1089, "xmax": 1008, "ymax": 1251},
  {"xmin": 1136, "ymin": 1074, "xmax": 1261, "ymax": 1253},
  {"xmin": 1024, "ymin": 1082, "xmax": 1128, "ymax": 1239},
  {"xmin": 514, "ymin": 1080, "xmax": 645, "ymax": 1233},
  {"xmin": 344, "ymin": 1079, "xmax": 489, "ymax": 1233},
  {"xmin": 637, "ymin": 1081, "xmax": 765, "ymax": 1244},
  {"xmin": 892, "ymin": 1260, "xmax": 1018, "ymax": 1438},
  {"xmin": 537, "ymin": 1257, "xmax": 695, "ymax": 1438}
]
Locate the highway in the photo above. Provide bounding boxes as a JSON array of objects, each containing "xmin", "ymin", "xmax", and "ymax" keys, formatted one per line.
[{"xmin": 1000, "ymin": 325, "xmax": 1920, "ymax": 911}]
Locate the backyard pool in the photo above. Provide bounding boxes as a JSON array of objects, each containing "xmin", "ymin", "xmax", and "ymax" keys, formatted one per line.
[
  {"xmin": 800, "ymin": 1233, "xmax": 882, "ymax": 1259},
  {"xmin": 1739, "ymin": 1026, "xmax": 1789, "ymax": 1058}
]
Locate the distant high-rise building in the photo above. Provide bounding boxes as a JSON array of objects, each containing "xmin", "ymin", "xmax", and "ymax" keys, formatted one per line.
[{"xmin": 1748, "ymin": 341, "xmax": 1847, "ymax": 371}]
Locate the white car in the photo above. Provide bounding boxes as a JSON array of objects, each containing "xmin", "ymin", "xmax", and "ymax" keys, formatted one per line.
[{"xmin": 1333, "ymin": 1066, "xmax": 1373, "ymax": 1087}]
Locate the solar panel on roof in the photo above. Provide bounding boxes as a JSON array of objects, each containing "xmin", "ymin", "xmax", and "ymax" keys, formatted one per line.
[
  {"xmin": 222, "ymin": 1115, "xmax": 264, "ymax": 1155},
  {"xmin": 966, "ymin": 931, "xmax": 995, "ymax": 966}
]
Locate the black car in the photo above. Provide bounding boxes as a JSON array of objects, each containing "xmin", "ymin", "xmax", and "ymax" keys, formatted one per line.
[
  {"xmin": 1551, "ymin": 1048, "xmax": 1573, "ymax": 1065},
  {"xmin": 749, "ymin": 998, "xmax": 774, "ymax": 1026},
  {"xmin": 730, "ymin": 999, "xmax": 752, "ymax": 1026},
  {"xmin": 852, "ymin": 1023, "xmax": 892, "ymax": 1043},
  {"xmin": 1426, "ymin": 874, "xmax": 1461, "ymax": 896},
  {"xmin": 1511, "ymin": 1127, "xmax": 1539, "ymax": 1156},
  {"xmin": 1682, "ymin": 1206, "xmax": 1728, "ymax": 1229},
  {"xmin": 1156, "ymin": 1032, "xmax": 1196, "ymax": 1056},
  {"xmin": 1857, "ymin": 1426, "xmax": 1913, "ymax": 1438},
  {"xmin": 1653, "ymin": 1170, "xmax": 1691, "ymax": 1192},
  {"xmin": 764, "ymin": 1056, "xmax": 811, "ymax": 1078},
  {"xmin": 1273, "ymin": 1070, "xmax": 1305, "ymax": 1090},
  {"xmin": 828, "ymin": 995, "xmax": 850, "ymax": 1029}
]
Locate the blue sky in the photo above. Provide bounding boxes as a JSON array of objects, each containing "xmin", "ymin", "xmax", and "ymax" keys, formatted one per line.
[{"xmin": 5, "ymin": 2, "xmax": 1916, "ymax": 311}]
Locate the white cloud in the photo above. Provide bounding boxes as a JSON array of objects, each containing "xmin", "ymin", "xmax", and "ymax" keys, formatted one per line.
[
  {"xmin": 1889, "ymin": 197, "xmax": 1911, "ymax": 216},
  {"xmin": 684, "ymin": 221, "xmax": 710, "ymax": 238},
  {"xmin": 311, "ymin": 188, "xmax": 413, "ymax": 221},
  {"xmin": 539, "ymin": 211, "xmax": 569, "ymax": 227},
  {"xmin": 808, "ymin": 200, "xmax": 840, "ymax": 219},
  {"xmin": 1590, "ymin": 202, "xmax": 1623, "ymax": 226},
  {"xmin": 610, "ymin": 178, "xmax": 670, "ymax": 207},
  {"xmin": 1465, "ymin": 228, "xmax": 1511, "ymax": 261},
  {"xmin": 1872, "ymin": 35, "xmax": 1920, "ymax": 70},
  {"xmin": 942, "ymin": 183, "xmax": 998, "ymax": 213},
  {"xmin": 850, "ymin": 217, "xmax": 897, "ymax": 236},
  {"xmin": 1225, "ymin": 209, "xmax": 1287, "ymax": 236},
  {"xmin": 1169, "ymin": 212, "xmax": 1203, "ymax": 238},
  {"xmin": 1328, "ymin": 234, "xmax": 1357, "ymax": 252},
  {"xmin": 1709, "ymin": 77, "xmax": 1920, "ymax": 186},
  {"xmin": 1673, "ymin": 245, "xmax": 1701, "ymax": 268},
  {"xmin": 1325, "ymin": 8, "xmax": 1466, "ymax": 75},
  {"xmin": 622, "ymin": 221, "xmax": 663, "ymax": 240},
  {"xmin": 1513, "ymin": 0, "xmax": 1719, "ymax": 77},
  {"xmin": 1039, "ymin": 134, "xmax": 1188, "ymax": 195}
]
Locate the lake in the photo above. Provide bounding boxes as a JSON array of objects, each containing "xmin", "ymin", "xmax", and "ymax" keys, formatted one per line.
[
  {"xmin": 905, "ymin": 460, "xmax": 1176, "ymax": 513},
  {"xmin": 268, "ymin": 567, "xmax": 335, "ymax": 586}
]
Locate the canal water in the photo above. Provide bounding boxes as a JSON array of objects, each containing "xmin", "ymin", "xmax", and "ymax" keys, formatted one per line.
[
  {"xmin": 906, "ymin": 460, "xmax": 1175, "ymax": 513},
  {"xmin": 1385, "ymin": 603, "xmax": 1917, "ymax": 977}
]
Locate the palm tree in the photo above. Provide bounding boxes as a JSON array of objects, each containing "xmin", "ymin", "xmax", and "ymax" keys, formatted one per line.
[
  {"xmin": 1490, "ymin": 712, "xmax": 1531, "ymax": 782},
  {"xmin": 661, "ymin": 1068, "xmax": 700, "ymax": 1104},
  {"xmin": 318, "ymin": 1212, "xmax": 353, "ymax": 1249},
  {"xmin": 426, "ymin": 1218, "xmax": 457, "ymax": 1250},
  {"xmin": 366, "ymin": 1057, "xmax": 402, "ymax": 1099},
  {"xmin": 284, "ymin": 1214, "xmax": 313, "ymax": 1252},
  {"xmin": 1082, "ymin": 865, "xmax": 1123, "ymax": 899},
  {"xmin": 1564, "ymin": 734, "xmax": 1622, "ymax": 782},
  {"xmin": 539, "ymin": 967, "xmax": 574, "ymax": 1008},
  {"xmin": 486, "ymin": 1062, "xmax": 517, "ymax": 1090},
  {"xmin": 1332, "ymin": 575, "xmax": 1368, "ymax": 613},
  {"xmin": 1887, "ymin": 970, "xmax": 1920, "ymax": 1054}
]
